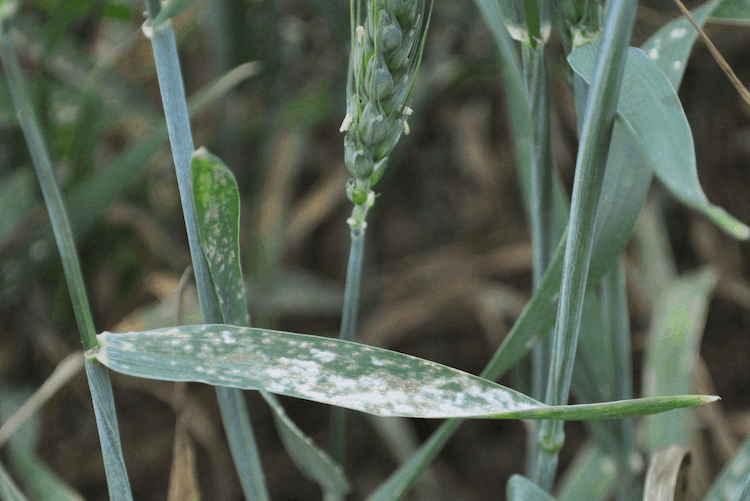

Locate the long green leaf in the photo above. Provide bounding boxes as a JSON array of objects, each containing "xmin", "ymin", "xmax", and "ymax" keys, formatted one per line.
[
  {"xmin": 711, "ymin": 0, "xmax": 750, "ymax": 23},
  {"xmin": 557, "ymin": 442, "xmax": 617, "ymax": 501},
  {"xmin": 143, "ymin": 0, "xmax": 271, "ymax": 498},
  {"xmin": 0, "ymin": 459, "xmax": 28, "ymax": 501},
  {"xmin": 191, "ymin": 149, "xmax": 349, "ymax": 496},
  {"xmin": 569, "ymin": 43, "xmax": 749, "ymax": 240},
  {"xmin": 89, "ymin": 324, "xmax": 716, "ymax": 420},
  {"xmin": 0, "ymin": 11, "xmax": 132, "ymax": 500},
  {"xmin": 507, "ymin": 474, "xmax": 557, "ymax": 501},
  {"xmin": 643, "ymin": 267, "xmax": 717, "ymax": 451},
  {"xmin": 705, "ymin": 433, "xmax": 750, "ymax": 501},
  {"xmin": 641, "ymin": 0, "xmax": 720, "ymax": 90}
]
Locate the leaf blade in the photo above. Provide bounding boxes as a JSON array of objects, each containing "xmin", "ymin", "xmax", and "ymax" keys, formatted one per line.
[{"xmin": 92, "ymin": 325, "xmax": 715, "ymax": 421}]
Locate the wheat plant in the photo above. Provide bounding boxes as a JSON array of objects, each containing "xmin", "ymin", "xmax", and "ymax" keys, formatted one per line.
[{"xmin": 1, "ymin": 0, "xmax": 750, "ymax": 500}]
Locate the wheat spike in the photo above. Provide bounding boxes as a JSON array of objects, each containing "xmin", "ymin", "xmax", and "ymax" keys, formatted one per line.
[{"xmin": 341, "ymin": 0, "xmax": 432, "ymax": 226}]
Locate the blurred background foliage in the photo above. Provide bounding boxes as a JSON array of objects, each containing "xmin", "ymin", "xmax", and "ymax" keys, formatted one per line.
[{"xmin": 0, "ymin": 0, "xmax": 749, "ymax": 499}]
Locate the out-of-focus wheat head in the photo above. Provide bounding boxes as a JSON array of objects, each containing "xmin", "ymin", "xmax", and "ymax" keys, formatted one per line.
[{"xmin": 340, "ymin": 0, "xmax": 432, "ymax": 214}]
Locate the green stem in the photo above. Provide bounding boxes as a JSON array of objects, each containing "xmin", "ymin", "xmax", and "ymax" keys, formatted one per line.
[
  {"xmin": 143, "ymin": 3, "xmax": 268, "ymax": 499},
  {"xmin": 522, "ymin": 40, "xmax": 558, "ymax": 482},
  {"xmin": 533, "ymin": 0, "xmax": 638, "ymax": 490},
  {"xmin": 329, "ymin": 225, "xmax": 366, "ymax": 465},
  {"xmin": 0, "ymin": 13, "xmax": 133, "ymax": 500}
]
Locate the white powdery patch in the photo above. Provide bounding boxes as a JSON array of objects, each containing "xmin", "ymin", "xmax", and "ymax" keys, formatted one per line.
[
  {"xmin": 221, "ymin": 330, "xmax": 236, "ymax": 344},
  {"xmin": 309, "ymin": 348, "xmax": 336, "ymax": 363},
  {"xmin": 670, "ymin": 27, "xmax": 688, "ymax": 39},
  {"xmin": 649, "ymin": 47, "xmax": 659, "ymax": 61},
  {"xmin": 672, "ymin": 60, "xmax": 682, "ymax": 72}
]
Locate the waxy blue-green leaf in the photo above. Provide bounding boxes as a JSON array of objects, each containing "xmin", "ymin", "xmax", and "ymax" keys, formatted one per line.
[
  {"xmin": 191, "ymin": 150, "xmax": 349, "ymax": 496},
  {"xmin": 507, "ymin": 474, "xmax": 557, "ymax": 500},
  {"xmin": 557, "ymin": 442, "xmax": 617, "ymax": 501},
  {"xmin": 643, "ymin": 267, "xmax": 717, "ymax": 451},
  {"xmin": 641, "ymin": 0, "xmax": 721, "ymax": 90},
  {"xmin": 711, "ymin": 0, "xmax": 750, "ymax": 23},
  {"xmin": 705, "ymin": 433, "xmax": 750, "ymax": 501},
  {"xmin": 569, "ymin": 43, "xmax": 750, "ymax": 240},
  {"xmin": 89, "ymin": 325, "xmax": 716, "ymax": 420},
  {"xmin": 0, "ymin": 459, "xmax": 28, "ymax": 501}
]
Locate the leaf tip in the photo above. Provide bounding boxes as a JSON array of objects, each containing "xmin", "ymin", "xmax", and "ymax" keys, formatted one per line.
[{"xmin": 192, "ymin": 146, "xmax": 210, "ymax": 160}]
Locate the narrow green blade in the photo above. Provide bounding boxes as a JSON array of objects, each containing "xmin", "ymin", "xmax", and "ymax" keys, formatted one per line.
[
  {"xmin": 557, "ymin": 442, "xmax": 617, "ymax": 501},
  {"xmin": 0, "ymin": 459, "xmax": 28, "ymax": 501},
  {"xmin": 569, "ymin": 44, "xmax": 749, "ymax": 240},
  {"xmin": 507, "ymin": 474, "xmax": 557, "ymax": 500},
  {"xmin": 711, "ymin": 0, "xmax": 750, "ymax": 23},
  {"xmin": 705, "ymin": 433, "xmax": 750, "ymax": 501},
  {"xmin": 90, "ymin": 325, "xmax": 716, "ymax": 420}
]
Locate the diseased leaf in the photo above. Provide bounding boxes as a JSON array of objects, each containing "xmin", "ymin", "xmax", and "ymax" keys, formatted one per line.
[
  {"xmin": 191, "ymin": 148, "xmax": 247, "ymax": 326},
  {"xmin": 191, "ymin": 150, "xmax": 349, "ymax": 496},
  {"xmin": 90, "ymin": 325, "xmax": 716, "ymax": 420},
  {"xmin": 569, "ymin": 43, "xmax": 749, "ymax": 240},
  {"xmin": 641, "ymin": 0, "xmax": 721, "ymax": 90}
]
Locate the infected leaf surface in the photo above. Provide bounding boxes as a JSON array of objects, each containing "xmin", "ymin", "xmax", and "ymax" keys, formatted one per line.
[{"xmin": 91, "ymin": 325, "xmax": 715, "ymax": 420}]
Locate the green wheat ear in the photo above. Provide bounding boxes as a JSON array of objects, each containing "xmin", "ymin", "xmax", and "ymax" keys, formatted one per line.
[{"xmin": 340, "ymin": 0, "xmax": 433, "ymax": 228}]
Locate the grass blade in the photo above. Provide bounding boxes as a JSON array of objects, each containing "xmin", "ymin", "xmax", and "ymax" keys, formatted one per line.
[
  {"xmin": 711, "ymin": 0, "xmax": 750, "ymax": 23},
  {"xmin": 0, "ymin": 459, "xmax": 28, "ymax": 501},
  {"xmin": 557, "ymin": 442, "xmax": 617, "ymax": 501},
  {"xmin": 191, "ymin": 149, "xmax": 349, "ymax": 496},
  {"xmin": 507, "ymin": 474, "xmax": 557, "ymax": 501},
  {"xmin": 705, "ymin": 433, "xmax": 750, "ymax": 501},
  {"xmin": 532, "ymin": 0, "xmax": 638, "ymax": 488},
  {"xmin": 143, "ymin": 2, "xmax": 270, "ymax": 497},
  {"xmin": 0, "ymin": 9, "xmax": 132, "ymax": 499},
  {"xmin": 569, "ymin": 43, "xmax": 749, "ymax": 240},
  {"xmin": 89, "ymin": 324, "xmax": 716, "ymax": 420},
  {"xmin": 641, "ymin": 0, "xmax": 721, "ymax": 90}
]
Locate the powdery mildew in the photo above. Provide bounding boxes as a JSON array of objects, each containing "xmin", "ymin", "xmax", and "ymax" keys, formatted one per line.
[{"xmin": 96, "ymin": 325, "xmax": 541, "ymax": 418}]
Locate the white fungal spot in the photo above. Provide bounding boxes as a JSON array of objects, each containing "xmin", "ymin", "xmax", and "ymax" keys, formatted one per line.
[
  {"xmin": 648, "ymin": 47, "xmax": 659, "ymax": 61},
  {"xmin": 141, "ymin": 20, "xmax": 153, "ymax": 39},
  {"xmin": 183, "ymin": 344, "xmax": 194, "ymax": 353},
  {"xmin": 222, "ymin": 331, "xmax": 236, "ymax": 344},
  {"xmin": 670, "ymin": 27, "xmax": 688, "ymax": 39},
  {"xmin": 339, "ymin": 114, "xmax": 353, "ymax": 133},
  {"xmin": 310, "ymin": 349, "xmax": 336, "ymax": 363},
  {"xmin": 672, "ymin": 60, "xmax": 682, "ymax": 72},
  {"xmin": 601, "ymin": 456, "xmax": 618, "ymax": 477}
]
